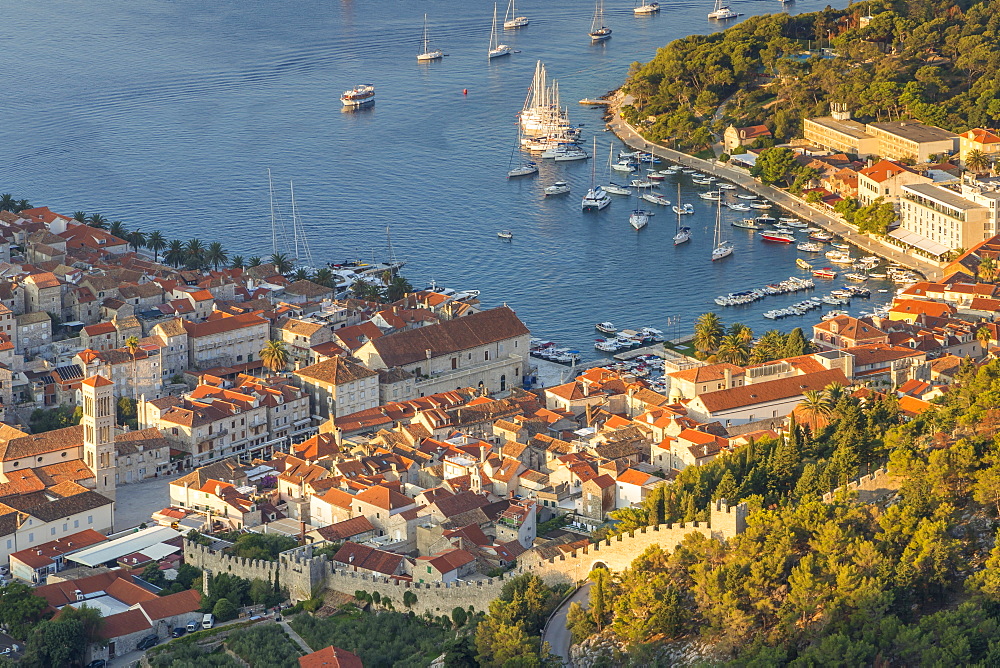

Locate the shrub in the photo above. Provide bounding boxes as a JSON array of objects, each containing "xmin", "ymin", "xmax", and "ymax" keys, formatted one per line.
[
  {"xmin": 212, "ymin": 598, "xmax": 238, "ymax": 622},
  {"xmin": 226, "ymin": 624, "xmax": 301, "ymax": 668}
]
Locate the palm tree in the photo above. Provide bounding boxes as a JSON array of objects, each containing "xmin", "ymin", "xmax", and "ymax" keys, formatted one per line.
[
  {"xmin": 0, "ymin": 195, "xmax": 15, "ymax": 212},
  {"xmin": 107, "ymin": 219, "xmax": 126, "ymax": 238},
  {"xmin": 185, "ymin": 239, "xmax": 205, "ymax": 269},
  {"xmin": 967, "ymin": 149, "xmax": 989, "ymax": 173},
  {"xmin": 247, "ymin": 256, "xmax": 262, "ymax": 267},
  {"xmin": 13, "ymin": 199, "xmax": 30, "ymax": 213},
  {"xmin": 312, "ymin": 267, "xmax": 334, "ymax": 287},
  {"xmin": 164, "ymin": 239, "xmax": 186, "ymax": 268},
  {"xmin": 978, "ymin": 326, "xmax": 993, "ymax": 351},
  {"xmin": 260, "ymin": 340, "xmax": 289, "ymax": 374},
  {"xmin": 269, "ymin": 253, "xmax": 293, "ymax": 274},
  {"xmin": 146, "ymin": 231, "xmax": 167, "ymax": 263},
  {"xmin": 979, "ymin": 256, "xmax": 997, "ymax": 282},
  {"xmin": 292, "ymin": 267, "xmax": 310, "ymax": 281},
  {"xmin": 351, "ymin": 279, "xmax": 384, "ymax": 302},
  {"xmin": 693, "ymin": 312, "xmax": 724, "ymax": 355},
  {"xmin": 126, "ymin": 230, "xmax": 146, "ymax": 252},
  {"xmin": 824, "ymin": 382, "xmax": 846, "ymax": 404},
  {"xmin": 797, "ymin": 389, "xmax": 833, "ymax": 432},
  {"xmin": 385, "ymin": 275, "xmax": 413, "ymax": 302},
  {"xmin": 124, "ymin": 336, "xmax": 140, "ymax": 404},
  {"xmin": 716, "ymin": 333, "xmax": 750, "ymax": 365},
  {"xmin": 229, "ymin": 255, "xmax": 244, "ymax": 270},
  {"xmin": 749, "ymin": 329, "xmax": 786, "ymax": 365},
  {"xmin": 73, "ymin": 211, "xmax": 88, "ymax": 223},
  {"xmin": 205, "ymin": 242, "xmax": 228, "ymax": 271},
  {"xmin": 89, "ymin": 213, "xmax": 109, "ymax": 230}
]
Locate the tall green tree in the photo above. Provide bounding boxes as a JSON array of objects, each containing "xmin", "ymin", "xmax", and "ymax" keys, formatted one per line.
[
  {"xmin": 205, "ymin": 241, "xmax": 228, "ymax": 271},
  {"xmin": 164, "ymin": 239, "xmax": 186, "ymax": 268},
  {"xmin": 693, "ymin": 312, "xmax": 724, "ymax": 355},
  {"xmin": 146, "ymin": 230, "xmax": 166, "ymax": 262},
  {"xmin": 185, "ymin": 238, "xmax": 206, "ymax": 269},
  {"xmin": 269, "ymin": 253, "xmax": 293, "ymax": 274}
]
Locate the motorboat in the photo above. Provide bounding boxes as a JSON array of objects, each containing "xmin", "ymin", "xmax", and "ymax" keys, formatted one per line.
[
  {"xmin": 718, "ymin": 183, "xmax": 737, "ymax": 190},
  {"xmin": 503, "ymin": 0, "xmax": 529, "ymax": 28},
  {"xmin": 596, "ymin": 321, "xmax": 617, "ymax": 334},
  {"xmin": 826, "ymin": 249, "xmax": 852, "ymax": 262},
  {"xmin": 417, "ymin": 15, "xmax": 445, "ymax": 61},
  {"xmin": 646, "ymin": 170, "xmax": 666, "ymax": 181},
  {"xmin": 672, "ymin": 203, "xmax": 694, "ymax": 215},
  {"xmin": 810, "ymin": 231, "xmax": 834, "ymax": 241},
  {"xmin": 630, "ymin": 209, "xmax": 650, "ymax": 230},
  {"xmin": 844, "ymin": 272, "xmax": 868, "ymax": 281},
  {"xmin": 737, "ymin": 194, "xmax": 757, "ymax": 200},
  {"xmin": 612, "ymin": 160, "xmax": 637, "ymax": 172},
  {"xmin": 732, "ymin": 218, "xmax": 766, "ymax": 230},
  {"xmin": 749, "ymin": 202, "xmax": 773, "ymax": 209},
  {"xmin": 634, "ymin": 0, "xmax": 660, "ymax": 13},
  {"xmin": 759, "ymin": 231, "xmax": 795, "ymax": 243},
  {"xmin": 797, "ymin": 242, "xmax": 823, "ymax": 252},
  {"xmin": 507, "ymin": 161, "xmax": 538, "ymax": 178},
  {"xmin": 699, "ymin": 191, "xmax": 721, "ymax": 200},
  {"xmin": 341, "ymin": 84, "xmax": 376, "ymax": 108},
  {"xmin": 831, "ymin": 242, "xmax": 850, "ymax": 250},
  {"xmin": 728, "ymin": 203, "xmax": 751, "ymax": 211},
  {"xmin": 641, "ymin": 192, "xmax": 671, "ymax": 206},
  {"xmin": 498, "ymin": 230, "xmax": 513, "ymax": 240},
  {"xmin": 488, "ymin": 4, "xmax": 512, "ymax": 58},
  {"xmin": 630, "ymin": 178, "xmax": 657, "ymax": 188},
  {"xmin": 582, "ymin": 185, "xmax": 612, "ymax": 210},
  {"xmin": 796, "ymin": 258, "xmax": 813, "ymax": 270},
  {"xmin": 813, "ymin": 267, "xmax": 838, "ymax": 279},
  {"xmin": 604, "ymin": 182, "xmax": 631, "ymax": 195},
  {"xmin": 544, "ymin": 181, "xmax": 571, "ymax": 196}
]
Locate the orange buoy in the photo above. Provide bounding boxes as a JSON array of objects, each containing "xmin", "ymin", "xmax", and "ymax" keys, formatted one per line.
[{"xmin": 463, "ymin": 89, "xmax": 468, "ymax": 95}]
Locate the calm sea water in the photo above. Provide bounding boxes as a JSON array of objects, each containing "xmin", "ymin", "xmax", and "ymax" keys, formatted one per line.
[{"xmin": 0, "ymin": 0, "xmax": 884, "ymax": 357}]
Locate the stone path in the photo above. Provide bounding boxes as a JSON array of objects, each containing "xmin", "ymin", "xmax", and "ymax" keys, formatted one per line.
[
  {"xmin": 280, "ymin": 620, "xmax": 313, "ymax": 656},
  {"xmin": 542, "ymin": 582, "xmax": 592, "ymax": 666},
  {"xmin": 606, "ymin": 106, "xmax": 943, "ymax": 281}
]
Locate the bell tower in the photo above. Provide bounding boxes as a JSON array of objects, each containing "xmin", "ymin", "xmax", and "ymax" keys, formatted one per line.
[{"xmin": 82, "ymin": 374, "xmax": 116, "ymax": 500}]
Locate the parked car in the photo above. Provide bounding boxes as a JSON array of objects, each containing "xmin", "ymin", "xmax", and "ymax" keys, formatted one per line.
[
  {"xmin": 85, "ymin": 661, "xmax": 106, "ymax": 668},
  {"xmin": 186, "ymin": 619, "xmax": 200, "ymax": 632},
  {"xmin": 137, "ymin": 635, "xmax": 159, "ymax": 650},
  {"xmin": 171, "ymin": 627, "xmax": 187, "ymax": 638}
]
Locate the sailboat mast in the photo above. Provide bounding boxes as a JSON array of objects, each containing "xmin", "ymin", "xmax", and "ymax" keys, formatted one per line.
[{"xmin": 676, "ymin": 183, "xmax": 681, "ymax": 232}]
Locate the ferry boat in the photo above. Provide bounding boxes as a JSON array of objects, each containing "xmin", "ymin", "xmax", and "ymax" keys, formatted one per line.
[
  {"xmin": 813, "ymin": 267, "xmax": 838, "ymax": 279},
  {"xmin": 796, "ymin": 258, "xmax": 813, "ymax": 270},
  {"xmin": 759, "ymin": 230, "xmax": 795, "ymax": 243},
  {"xmin": 341, "ymin": 84, "xmax": 375, "ymax": 108}
]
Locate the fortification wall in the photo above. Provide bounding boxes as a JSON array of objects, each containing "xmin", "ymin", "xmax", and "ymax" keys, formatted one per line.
[
  {"xmin": 183, "ymin": 501, "xmax": 749, "ymax": 611},
  {"xmin": 822, "ymin": 468, "xmax": 895, "ymax": 504}
]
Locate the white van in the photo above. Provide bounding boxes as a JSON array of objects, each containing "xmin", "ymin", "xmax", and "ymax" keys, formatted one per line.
[
  {"xmin": 186, "ymin": 619, "xmax": 200, "ymax": 633},
  {"xmin": 202, "ymin": 613, "xmax": 214, "ymax": 630}
]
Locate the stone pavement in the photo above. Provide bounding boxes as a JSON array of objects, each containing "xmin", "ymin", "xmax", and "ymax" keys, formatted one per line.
[
  {"xmin": 279, "ymin": 620, "xmax": 313, "ymax": 655},
  {"xmin": 113, "ymin": 471, "xmax": 185, "ymax": 530}
]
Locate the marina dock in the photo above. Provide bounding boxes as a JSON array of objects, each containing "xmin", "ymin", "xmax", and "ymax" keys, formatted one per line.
[
  {"xmin": 613, "ymin": 343, "xmax": 666, "ymax": 360},
  {"xmin": 606, "ymin": 98, "xmax": 944, "ymax": 282}
]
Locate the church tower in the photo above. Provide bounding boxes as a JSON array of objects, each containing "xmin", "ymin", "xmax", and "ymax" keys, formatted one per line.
[{"xmin": 82, "ymin": 374, "xmax": 116, "ymax": 500}]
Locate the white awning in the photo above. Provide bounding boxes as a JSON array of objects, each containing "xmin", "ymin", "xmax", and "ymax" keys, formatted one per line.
[
  {"xmin": 888, "ymin": 229, "xmax": 950, "ymax": 257},
  {"xmin": 67, "ymin": 526, "xmax": 183, "ymax": 567},
  {"xmin": 729, "ymin": 152, "xmax": 757, "ymax": 166}
]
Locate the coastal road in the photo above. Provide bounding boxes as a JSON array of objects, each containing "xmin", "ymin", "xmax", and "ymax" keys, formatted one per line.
[
  {"xmin": 606, "ymin": 104, "xmax": 943, "ymax": 281},
  {"xmin": 543, "ymin": 582, "xmax": 592, "ymax": 666}
]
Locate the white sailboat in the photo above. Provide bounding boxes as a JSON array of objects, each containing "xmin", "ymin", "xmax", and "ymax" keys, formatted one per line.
[
  {"xmin": 417, "ymin": 14, "xmax": 444, "ymax": 62},
  {"xmin": 589, "ymin": 0, "xmax": 612, "ymax": 40},
  {"xmin": 489, "ymin": 4, "xmax": 512, "ymax": 59},
  {"xmin": 503, "ymin": 0, "xmax": 529, "ymax": 29},
  {"xmin": 711, "ymin": 196, "xmax": 734, "ymax": 260},
  {"xmin": 673, "ymin": 184, "xmax": 691, "ymax": 245},
  {"xmin": 630, "ymin": 187, "xmax": 650, "ymax": 230},
  {"xmin": 634, "ymin": 0, "xmax": 660, "ymax": 13},
  {"xmin": 507, "ymin": 127, "xmax": 538, "ymax": 178},
  {"xmin": 708, "ymin": 0, "xmax": 739, "ymax": 19},
  {"xmin": 604, "ymin": 145, "xmax": 630, "ymax": 195},
  {"xmin": 583, "ymin": 138, "xmax": 612, "ymax": 210}
]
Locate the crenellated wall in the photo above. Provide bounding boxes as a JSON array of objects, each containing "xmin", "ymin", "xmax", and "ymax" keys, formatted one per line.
[{"xmin": 185, "ymin": 501, "xmax": 748, "ymax": 614}]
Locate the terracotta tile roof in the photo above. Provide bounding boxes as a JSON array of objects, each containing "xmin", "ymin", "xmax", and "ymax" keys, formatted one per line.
[
  {"xmin": 137, "ymin": 589, "xmax": 202, "ymax": 620},
  {"xmin": 100, "ymin": 609, "xmax": 152, "ymax": 640},
  {"xmin": 299, "ymin": 646, "xmax": 363, "ymax": 668},
  {"xmin": 183, "ymin": 312, "xmax": 267, "ymax": 338},
  {"xmin": 9, "ymin": 529, "xmax": 107, "ymax": 569},
  {"xmin": 812, "ymin": 315, "xmax": 886, "ymax": 340},
  {"xmin": 283, "ymin": 318, "xmax": 326, "ymax": 337},
  {"xmin": 332, "ymin": 541, "xmax": 406, "ymax": 576},
  {"xmin": 890, "ymin": 299, "xmax": 956, "ymax": 318},
  {"xmin": 25, "ymin": 271, "xmax": 61, "ymax": 289},
  {"xmin": 617, "ymin": 469, "xmax": 656, "ymax": 486},
  {"xmin": 587, "ymin": 473, "xmax": 616, "ymax": 489},
  {"xmin": 315, "ymin": 516, "xmax": 376, "ymax": 542},
  {"xmin": 368, "ymin": 306, "xmax": 528, "ymax": 367},
  {"xmin": 845, "ymin": 343, "xmax": 926, "ymax": 367},
  {"xmin": 899, "ymin": 394, "xmax": 933, "ymax": 417},
  {"xmin": 295, "ymin": 357, "xmax": 378, "ymax": 386},
  {"xmin": 0, "ymin": 424, "xmax": 82, "ymax": 461},
  {"xmin": 432, "ymin": 490, "xmax": 490, "ymax": 518},
  {"xmin": 668, "ymin": 363, "xmax": 745, "ymax": 383},
  {"xmin": 961, "ymin": 128, "xmax": 1000, "ymax": 145},
  {"xmin": 693, "ymin": 369, "xmax": 850, "ymax": 413},
  {"xmin": 354, "ymin": 484, "xmax": 414, "ymax": 511},
  {"xmin": 284, "ymin": 279, "xmax": 334, "ymax": 298},
  {"xmin": 859, "ymin": 159, "xmax": 915, "ymax": 183},
  {"xmin": 417, "ymin": 548, "xmax": 476, "ymax": 573}
]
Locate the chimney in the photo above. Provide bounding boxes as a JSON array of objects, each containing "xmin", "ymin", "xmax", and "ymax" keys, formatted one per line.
[
  {"xmin": 425, "ymin": 349, "xmax": 432, "ymax": 360},
  {"xmin": 723, "ymin": 366, "xmax": 732, "ymax": 388}
]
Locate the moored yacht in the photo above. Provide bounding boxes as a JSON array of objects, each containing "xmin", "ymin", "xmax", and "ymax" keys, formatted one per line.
[
  {"xmin": 760, "ymin": 230, "xmax": 795, "ymax": 243},
  {"xmin": 708, "ymin": 0, "xmax": 740, "ymax": 19},
  {"xmin": 503, "ymin": 0, "xmax": 529, "ymax": 28},
  {"xmin": 488, "ymin": 4, "xmax": 512, "ymax": 58},
  {"xmin": 544, "ymin": 181, "xmax": 571, "ymax": 196},
  {"xmin": 634, "ymin": 0, "xmax": 660, "ymax": 14},
  {"xmin": 341, "ymin": 84, "xmax": 375, "ymax": 108},
  {"xmin": 582, "ymin": 185, "xmax": 612, "ymax": 210},
  {"xmin": 630, "ymin": 209, "xmax": 650, "ymax": 230}
]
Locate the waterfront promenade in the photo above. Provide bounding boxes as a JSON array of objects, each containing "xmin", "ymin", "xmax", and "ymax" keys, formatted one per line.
[{"xmin": 606, "ymin": 107, "xmax": 944, "ymax": 282}]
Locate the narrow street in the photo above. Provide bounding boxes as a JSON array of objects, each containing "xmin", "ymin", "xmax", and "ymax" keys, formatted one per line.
[{"xmin": 606, "ymin": 106, "xmax": 943, "ymax": 281}]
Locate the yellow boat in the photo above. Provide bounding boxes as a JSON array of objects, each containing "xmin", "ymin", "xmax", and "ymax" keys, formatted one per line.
[{"xmin": 796, "ymin": 258, "xmax": 813, "ymax": 270}]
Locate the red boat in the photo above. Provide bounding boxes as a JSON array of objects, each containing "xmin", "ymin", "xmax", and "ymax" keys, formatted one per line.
[
  {"xmin": 759, "ymin": 231, "xmax": 795, "ymax": 243},
  {"xmin": 813, "ymin": 267, "xmax": 838, "ymax": 279}
]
